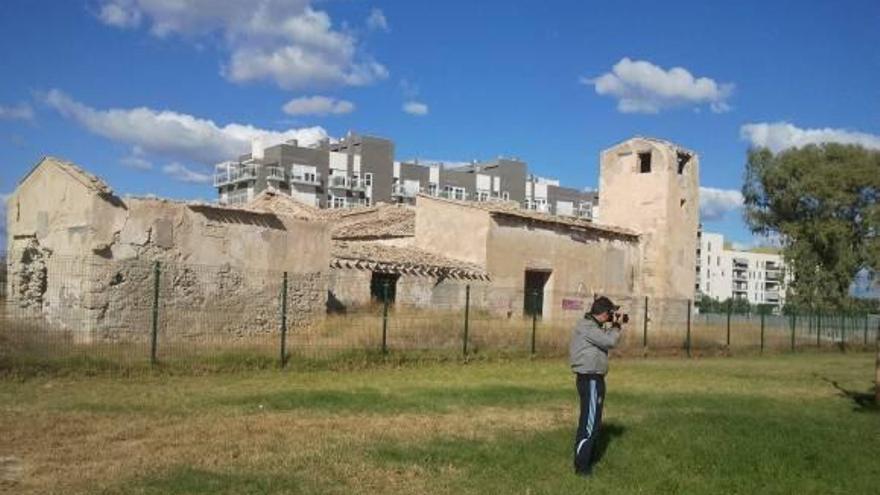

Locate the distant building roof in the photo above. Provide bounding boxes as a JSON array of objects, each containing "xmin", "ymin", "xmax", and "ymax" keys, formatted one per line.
[{"xmin": 416, "ymin": 194, "xmax": 639, "ymax": 240}]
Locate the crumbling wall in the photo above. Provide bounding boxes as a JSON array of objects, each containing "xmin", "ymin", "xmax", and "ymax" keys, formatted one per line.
[
  {"xmin": 8, "ymin": 238, "xmax": 50, "ymax": 310},
  {"xmin": 5, "ymin": 158, "xmax": 331, "ymax": 344}
]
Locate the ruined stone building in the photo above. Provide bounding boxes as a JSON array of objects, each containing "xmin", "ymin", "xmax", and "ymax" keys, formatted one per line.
[
  {"xmin": 5, "ymin": 157, "xmax": 329, "ymax": 342},
  {"xmin": 5, "ymin": 136, "xmax": 700, "ymax": 341}
]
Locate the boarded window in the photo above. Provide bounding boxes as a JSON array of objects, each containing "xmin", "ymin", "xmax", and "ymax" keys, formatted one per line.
[{"xmin": 638, "ymin": 152, "xmax": 652, "ymax": 173}]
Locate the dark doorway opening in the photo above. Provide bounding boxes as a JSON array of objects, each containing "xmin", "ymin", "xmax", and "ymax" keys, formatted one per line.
[
  {"xmin": 371, "ymin": 272, "xmax": 399, "ymax": 303},
  {"xmin": 524, "ymin": 270, "xmax": 551, "ymax": 317}
]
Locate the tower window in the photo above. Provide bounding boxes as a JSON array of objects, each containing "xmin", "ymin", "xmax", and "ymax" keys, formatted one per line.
[
  {"xmin": 677, "ymin": 152, "xmax": 692, "ymax": 174},
  {"xmin": 638, "ymin": 152, "xmax": 652, "ymax": 173}
]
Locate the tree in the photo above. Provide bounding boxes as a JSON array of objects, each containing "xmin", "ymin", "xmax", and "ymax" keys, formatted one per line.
[
  {"xmin": 742, "ymin": 144, "xmax": 880, "ymax": 312},
  {"xmin": 743, "ymin": 144, "xmax": 880, "ymax": 403}
]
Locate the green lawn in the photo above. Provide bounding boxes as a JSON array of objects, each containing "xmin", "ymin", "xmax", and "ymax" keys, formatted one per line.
[{"xmin": 0, "ymin": 354, "xmax": 877, "ymax": 494}]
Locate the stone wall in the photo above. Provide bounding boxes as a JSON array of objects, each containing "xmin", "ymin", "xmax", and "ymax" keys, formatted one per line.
[{"xmin": 5, "ymin": 158, "xmax": 330, "ymax": 343}]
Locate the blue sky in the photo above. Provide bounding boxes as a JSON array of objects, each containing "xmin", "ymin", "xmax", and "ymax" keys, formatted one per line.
[{"xmin": 2, "ymin": 0, "xmax": 879, "ymax": 249}]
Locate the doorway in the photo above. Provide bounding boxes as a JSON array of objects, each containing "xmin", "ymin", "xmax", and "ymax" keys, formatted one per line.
[
  {"xmin": 524, "ymin": 270, "xmax": 551, "ymax": 317},
  {"xmin": 371, "ymin": 272, "xmax": 399, "ymax": 303}
]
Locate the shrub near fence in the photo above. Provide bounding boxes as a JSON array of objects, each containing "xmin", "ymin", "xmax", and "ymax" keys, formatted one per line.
[{"xmin": 1, "ymin": 256, "xmax": 878, "ymax": 373}]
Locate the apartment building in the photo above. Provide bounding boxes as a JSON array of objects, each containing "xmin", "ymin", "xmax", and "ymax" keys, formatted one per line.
[
  {"xmin": 215, "ymin": 131, "xmax": 597, "ymax": 220},
  {"xmin": 696, "ymin": 230, "xmax": 789, "ymax": 311}
]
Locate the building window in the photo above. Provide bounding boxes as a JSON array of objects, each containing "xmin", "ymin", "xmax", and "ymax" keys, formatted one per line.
[
  {"xmin": 677, "ymin": 152, "xmax": 691, "ymax": 175},
  {"xmin": 428, "ymin": 183, "xmax": 438, "ymax": 196},
  {"xmin": 364, "ymin": 173, "xmax": 373, "ymax": 187},
  {"xmin": 330, "ymin": 196, "xmax": 346, "ymax": 209},
  {"xmin": 638, "ymin": 152, "xmax": 652, "ymax": 173},
  {"xmin": 502, "ymin": 191, "xmax": 510, "ymax": 200}
]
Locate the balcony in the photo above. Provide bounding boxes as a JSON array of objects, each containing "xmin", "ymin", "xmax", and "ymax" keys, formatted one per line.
[
  {"xmin": 215, "ymin": 165, "xmax": 257, "ymax": 186},
  {"xmin": 392, "ymin": 183, "xmax": 420, "ymax": 198},
  {"xmin": 765, "ymin": 270, "xmax": 782, "ymax": 281},
  {"xmin": 290, "ymin": 172, "xmax": 321, "ymax": 186},
  {"xmin": 732, "ymin": 270, "xmax": 747, "ymax": 281},
  {"xmin": 350, "ymin": 178, "xmax": 367, "ymax": 191},
  {"xmin": 266, "ymin": 166, "xmax": 286, "ymax": 181},
  {"xmin": 328, "ymin": 175, "xmax": 350, "ymax": 189},
  {"xmin": 439, "ymin": 190, "xmax": 468, "ymax": 201},
  {"xmin": 733, "ymin": 258, "xmax": 749, "ymax": 268}
]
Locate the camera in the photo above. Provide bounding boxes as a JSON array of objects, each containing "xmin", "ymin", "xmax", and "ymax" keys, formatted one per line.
[{"xmin": 611, "ymin": 311, "xmax": 629, "ymax": 328}]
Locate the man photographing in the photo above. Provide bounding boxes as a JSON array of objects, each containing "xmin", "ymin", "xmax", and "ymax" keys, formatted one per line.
[{"xmin": 570, "ymin": 295, "xmax": 627, "ymax": 475}]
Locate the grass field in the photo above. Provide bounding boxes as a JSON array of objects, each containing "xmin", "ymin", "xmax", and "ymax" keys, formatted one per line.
[{"xmin": 1, "ymin": 353, "xmax": 878, "ymax": 494}]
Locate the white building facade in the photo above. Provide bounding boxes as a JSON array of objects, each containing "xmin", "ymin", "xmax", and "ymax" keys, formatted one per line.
[{"xmin": 696, "ymin": 231, "xmax": 789, "ymax": 311}]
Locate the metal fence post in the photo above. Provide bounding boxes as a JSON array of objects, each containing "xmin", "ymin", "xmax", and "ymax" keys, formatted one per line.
[
  {"xmin": 530, "ymin": 290, "xmax": 538, "ymax": 357},
  {"xmin": 760, "ymin": 309, "xmax": 765, "ymax": 354},
  {"xmin": 840, "ymin": 314, "xmax": 845, "ymax": 351},
  {"xmin": 280, "ymin": 271, "xmax": 288, "ymax": 368},
  {"xmin": 381, "ymin": 281, "xmax": 390, "ymax": 355},
  {"xmin": 817, "ymin": 311, "xmax": 821, "ymax": 348},
  {"xmin": 643, "ymin": 296, "xmax": 649, "ymax": 350},
  {"xmin": 790, "ymin": 312, "xmax": 796, "ymax": 352},
  {"xmin": 865, "ymin": 313, "xmax": 870, "ymax": 347},
  {"xmin": 463, "ymin": 284, "xmax": 470, "ymax": 359},
  {"xmin": 685, "ymin": 299, "xmax": 692, "ymax": 358},
  {"xmin": 150, "ymin": 261, "xmax": 160, "ymax": 366},
  {"xmin": 726, "ymin": 299, "xmax": 732, "ymax": 350}
]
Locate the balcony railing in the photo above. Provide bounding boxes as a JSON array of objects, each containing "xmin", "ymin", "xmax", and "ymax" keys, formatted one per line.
[
  {"xmin": 215, "ymin": 165, "xmax": 257, "ymax": 186},
  {"xmin": 266, "ymin": 166, "xmax": 286, "ymax": 181},
  {"xmin": 392, "ymin": 183, "xmax": 420, "ymax": 198},
  {"xmin": 290, "ymin": 172, "xmax": 321, "ymax": 186},
  {"xmin": 328, "ymin": 175, "xmax": 350, "ymax": 189}
]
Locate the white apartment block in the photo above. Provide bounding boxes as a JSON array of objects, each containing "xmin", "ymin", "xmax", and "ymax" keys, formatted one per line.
[{"xmin": 696, "ymin": 231, "xmax": 789, "ymax": 311}]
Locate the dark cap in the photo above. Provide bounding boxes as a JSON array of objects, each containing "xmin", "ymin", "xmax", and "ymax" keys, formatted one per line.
[{"xmin": 590, "ymin": 296, "xmax": 619, "ymax": 316}]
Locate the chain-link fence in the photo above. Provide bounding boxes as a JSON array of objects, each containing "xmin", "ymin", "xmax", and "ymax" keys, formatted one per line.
[{"xmin": 1, "ymin": 255, "xmax": 878, "ymax": 373}]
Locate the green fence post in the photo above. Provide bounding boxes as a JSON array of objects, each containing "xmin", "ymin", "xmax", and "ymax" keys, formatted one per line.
[
  {"xmin": 726, "ymin": 299, "xmax": 732, "ymax": 350},
  {"xmin": 865, "ymin": 313, "xmax": 870, "ymax": 347},
  {"xmin": 840, "ymin": 314, "xmax": 845, "ymax": 351},
  {"xmin": 280, "ymin": 271, "xmax": 288, "ymax": 368},
  {"xmin": 530, "ymin": 290, "xmax": 538, "ymax": 357},
  {"xmin": 381, "ymin": 281, "xmax": 389, "ymax": 355},
  {"xmin": 150, "ymin": 261, "xmax": 160, "ymax": 366},
  {"xmin": 790, "ymin": 312, "xmax": 796, "ymax": 352},
  {"xmin": 760, "ymin": 309, "xmax": 765, "ymax": 354},
  {"xmin": 686, "ymin": 299, "xmax": 692, "ymax": 358},
  {"xmin": 462, "ymin": 284, "xmax": 470, "ymax": 359},
  {"xmin": 817, "ymin": 311, "xmax": 821, "ymax": 348},
  {"xmin": 642, "ymin": 296, "xmax": 649, "ymax": 350}
]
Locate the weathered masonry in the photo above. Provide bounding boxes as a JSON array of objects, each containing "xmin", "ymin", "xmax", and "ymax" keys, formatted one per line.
[
  {"xmin": 414, "ymin": 195, "xmax": 641, "ymax": 319},
  {"xmin": 5, "ymin": 157, "xmax": 329, "ymax": 343}
]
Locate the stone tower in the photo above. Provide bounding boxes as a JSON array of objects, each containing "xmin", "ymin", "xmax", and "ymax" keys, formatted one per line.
[{"xmin": 598, "ymin": 137, "xmax": 700, "ymax": 300}]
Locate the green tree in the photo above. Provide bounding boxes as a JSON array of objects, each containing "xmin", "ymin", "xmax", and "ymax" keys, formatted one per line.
[{"xmin": 742, "ymin": 144, "xmax": 880, "ymax": 312}]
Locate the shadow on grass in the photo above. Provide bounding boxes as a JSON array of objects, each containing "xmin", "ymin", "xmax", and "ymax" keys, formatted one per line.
[
  {"xmin": 214, "ymin": 384, "xmax": 570, "ymax": 414},
  {"xmin": 820, "ymin": 376, "xmax": 879, "ymax": 413},
  {"xmin": 593, "ymin": 422, "xmax": 627, "ymax": 465},
  {"xmin": 101, "ymin": 466, "xmax": 320, "ymax": 495}
]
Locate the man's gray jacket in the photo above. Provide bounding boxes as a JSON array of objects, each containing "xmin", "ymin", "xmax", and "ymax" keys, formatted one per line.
[{"xmin": 569, "ymin": 316, "xmax": 620, "ymax": 375}]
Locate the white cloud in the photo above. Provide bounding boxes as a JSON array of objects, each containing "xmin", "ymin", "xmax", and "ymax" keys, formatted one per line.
[
  {"xmin": 95, "ymin": 1, "xmax": 388, "ymax": 90},
  {"xmin": 402, "ymin": 101, "xmax": 428, "ymax": 116},
  {"xmin": 582, "ymin": 58, "xmax": 733, "ymax": 114},
  {"xmin": 44, "ymin": 89, "xmax": 328, "ymax": 164},
  {"xmin": 282, "ymin": 95, "xmax": 355, "ymax": 116},
  {"xmin": 740, "ymin": 122, "xmax": 880, "ymax": 153},
  {"xmin": 0, "ymin": 102, "xmax": 35, "ymax": 122},
  {"xmin": 366, "ymin": 8, "xmax": 389, "ymax": 32},
  {"xmin": 98, "ymin": 1, "xmax": 142, "ymax": 28},
  {"xmin": 700, "ymin": 186, "xmax": 743, "ymax": 221},
  {"xmin": 162, "ymin": 163, "xmax": 212, "ymax": 184}
]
